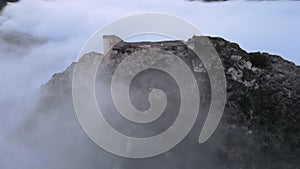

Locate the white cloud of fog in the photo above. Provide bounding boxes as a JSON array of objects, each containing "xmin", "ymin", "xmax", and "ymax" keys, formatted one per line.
[
  {"xmin": 0, "ymin": 0, "xmax": 299, "ymax": 168},
  {"xmin": 0, "ymin": 0, "xmax": 299, "ymax": 103},
  {"xmin": 1, "ymin": 0, "xmax": 299, "ymax": 100}
]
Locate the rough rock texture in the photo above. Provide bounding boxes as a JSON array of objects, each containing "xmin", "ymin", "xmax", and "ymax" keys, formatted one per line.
[{"xmin": 33, "ymin": 36, "xmax": 299, "ymax": 169}]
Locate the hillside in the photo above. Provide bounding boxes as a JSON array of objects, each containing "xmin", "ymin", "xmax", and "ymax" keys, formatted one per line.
[{"xmin": 24, "ymin": 35, "xmax": 300, "ymax": 169}]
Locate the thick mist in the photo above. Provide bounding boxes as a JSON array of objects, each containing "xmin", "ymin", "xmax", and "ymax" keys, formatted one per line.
[{"xmin": 0, "ymin": 0, "xmax": 299, "ymax": 168}]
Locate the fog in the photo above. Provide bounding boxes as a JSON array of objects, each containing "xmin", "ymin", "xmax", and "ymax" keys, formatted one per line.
[
  {"xmin": 1, "ymin": 0, "xmax": 299, "ymax": 102},
  {"xmin": 0, "ymin": 0, "xmax": 299, "ymax": 168}
]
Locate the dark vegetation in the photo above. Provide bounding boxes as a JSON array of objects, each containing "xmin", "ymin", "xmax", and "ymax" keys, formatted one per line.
[{"xmin": 249, "ymin": 52, "xmax": 269, "ymax": 68}]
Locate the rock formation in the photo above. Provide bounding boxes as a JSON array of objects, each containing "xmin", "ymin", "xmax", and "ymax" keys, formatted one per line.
[
  {"xmin": 27, "ymin": 35, "xmax": 299, "ymax": 169},
  {"xmin": 0, "ymin": 0, "xmax": 19, "ymax": 11},
  {"xmin": 0, "ymin": 1, "xmax": 6, "ymax": 11}
]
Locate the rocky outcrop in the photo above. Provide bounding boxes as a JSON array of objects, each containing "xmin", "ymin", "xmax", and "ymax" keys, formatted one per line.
[
  {"xmin": 0, "ymin": 0, "xmax": 19, "ymax": 11},
  {"xmin": 0, "ymin": 1, "xmax": 6, "ymax": 11},
  {"xmin": 35, "ymin": 35, "xmax": 299, "ymax": 169}
]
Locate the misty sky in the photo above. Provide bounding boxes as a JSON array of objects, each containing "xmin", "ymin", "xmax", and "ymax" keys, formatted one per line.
[
  {"xmin": 0, "ymin": 0, "xmax": 299, "ymax": 119},
  {"xmin": 0, "ymin": 0, "xmax": 298, "ymax": 121},
  {"xmin": 0, "ymin": 0, "xmax": 299, "ymax": 103},
  {"xmin": 0, "ymin": 1, "xmax": 299, "ymax": 168}
]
